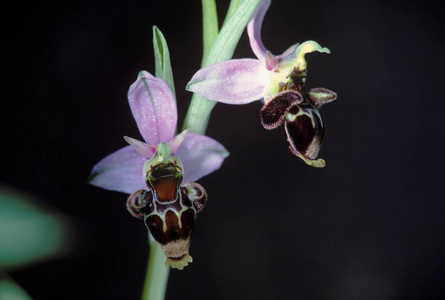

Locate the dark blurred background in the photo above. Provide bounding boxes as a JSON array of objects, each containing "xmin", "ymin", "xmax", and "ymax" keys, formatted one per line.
[{"xmin": 2, "ymin": 0, "xmax": 445, "ymax": 299}]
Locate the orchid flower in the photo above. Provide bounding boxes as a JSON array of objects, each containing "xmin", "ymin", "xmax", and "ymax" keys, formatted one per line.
[
  {"xmin": 89, "ymin": 71, "xmax": 228, "ymax": 269},
  {"xmin": 187, "ymin": 0, "xmax": 337, "ymax": 168},
  {"xmin": 89, "ymin": 71, "xmax": 228, "ymax": 194}
]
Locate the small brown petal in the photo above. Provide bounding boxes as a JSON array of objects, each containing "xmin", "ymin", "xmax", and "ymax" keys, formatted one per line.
[
  {"xmin": 127, "ymin": 189, "xmax": 153, "ymax": 219},
  {"xmin": 183, "ymin": 182, "xmax": 207, "ymax": 213},
  {"xmin": 260, "ymin": 90, "xmax": 303, "ymax": 130},
  {"xmin": 307, "ymin": 87, "xmax": 337, "ymax": 108}
]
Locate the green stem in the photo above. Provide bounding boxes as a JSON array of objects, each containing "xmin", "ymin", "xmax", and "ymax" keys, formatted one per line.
[
  {"xmin": 222, "ymin": 0, "xmax": 241, "ymax": 27},
  {"xmin": 201, "ymin": 0, "xmax": 219, "ymax": 66},
  {"xmin": 141, "ymin": 1, "xmax": 261, "ymax": 299},
  {"xmin": 142, "ymin": 236, "xmax": 170, "ymax": 300},
  {"xmin": 142, "ymin": 26, "xmax": 174, "ymax": 300},
  {"xmin": 183, "ymin": 0, "xmax": 261, "ymax": 134}
]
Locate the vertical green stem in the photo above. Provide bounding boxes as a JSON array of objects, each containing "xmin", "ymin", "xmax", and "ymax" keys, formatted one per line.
[
  {"xmin": 201, "ymin": 0, "xmax": 219, "ymax": 66},
  {"xmin": 141, "ymin": 1, "xmax": 261, "ymax": 299},
  {"xmin": 142, "ymin": 237, "xmax": 170, "ymax": 300},
  {"xmin": 142, "ymin": 26, "xmax": 174, "ymax": 300},
  {"xmin": 182, "ymin": 0, "xmax": 261, "ymax": 134},
  {"xmin": 182, "ymin": 0, "xmax": 219, "ymax": 134}
]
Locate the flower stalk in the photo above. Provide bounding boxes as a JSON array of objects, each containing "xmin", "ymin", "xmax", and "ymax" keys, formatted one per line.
[
  {"xmin": 187, "ymin": 0, "xmax": 337, "ymax": 167},
  {"xmin": 142, "ymin": 237, "xmax": 170, "ymax": 300},
  {"xmin": 89, "ymin": 1, "xmax": 264, "ymax": 299},
  {"xmin": 183, "ymin": 0, "xmax": 262, "ymax": 135},
  {"xmin": 142, "ymin": 1, "xmax": 264, "ymax": 298}
]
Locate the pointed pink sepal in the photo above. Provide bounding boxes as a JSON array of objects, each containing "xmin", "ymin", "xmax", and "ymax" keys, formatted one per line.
[
  {"xmin": 123, "ymin": 136, "xmax": 156, "ymax": 158},
  {"xmin": 168, "ymin": 129, "xmax": 190, "ymax": 155}
]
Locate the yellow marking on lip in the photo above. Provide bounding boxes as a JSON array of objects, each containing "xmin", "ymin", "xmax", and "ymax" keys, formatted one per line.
[
  {"xmin": 165, "ymin": 254, "xmax": 193, "ymax": 270},
  {"xmin": 147, "ymin": 195, "xmax": 192, "ymax": 233},
  {"xmin": 298, "ymin": 154, "xmax": 326, "ymax": 168},
  {"xmin": 286, "ymin": 110, "xmax": 316, "ymax": 128}
]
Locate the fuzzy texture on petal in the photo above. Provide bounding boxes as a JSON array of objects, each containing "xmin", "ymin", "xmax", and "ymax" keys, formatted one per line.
[
  {"xmin": 307, "ymin": 87, "xmax": 337, "ymax": 108},
  {"xmin": 128, "ymin": 71, "xmax": 177, "ymax": 145},
  {"xmin": 285, "ymin": 103, "xmax": 324, "ymax": 161},
  {"xmin": 89, "ymin": 146, "xmax": 147, "ymax": 194},
  {"xmin": 247, "ymin": 0, "xmax": 271, "ymax": 62},
  {"xmin": 187, "ymin": 59, "xmax": 269, "ymax": 104},
  {"xmin": 176, "ymin": 133, "xmax": 229, "ymax": 183},
  {"xmin": 260, "ymin": 90, "xmax": 303, "ymax": 129}
]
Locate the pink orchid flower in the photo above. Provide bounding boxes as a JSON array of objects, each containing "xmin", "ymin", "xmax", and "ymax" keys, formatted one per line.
[
  {"xmin": 187, "ymin": 0, "xmax": 337, "ymax": 168},
  {"xmin": 89, "ymin": 71, "xmax": 228, "ymax": 194}
]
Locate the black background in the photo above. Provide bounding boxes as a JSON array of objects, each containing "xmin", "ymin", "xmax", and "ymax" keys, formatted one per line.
[{"xmin": 3, "ymin": 0, "xmax": 445, "ymax": 299}]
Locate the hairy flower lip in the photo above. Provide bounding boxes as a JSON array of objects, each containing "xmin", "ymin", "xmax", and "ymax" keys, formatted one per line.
[
  {"xmin": 186, "ymin": 0, "xmax": 331, "ymax": 106},
  {"xmin": 260, "ymin": 90, "xmax": 304, "ymax": 130},
  {"xmin": 186, "ymin": 0, "xmax": 337, "ymax": 168},
  {"xmin": 284, "ymin": 99, "xmax": 326, "ymax": 168}
]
